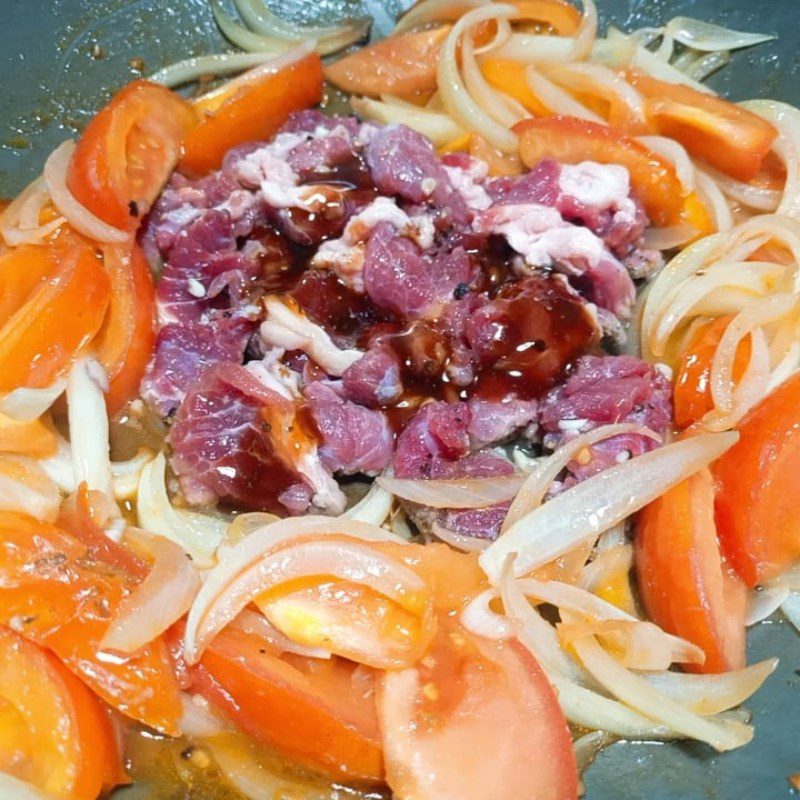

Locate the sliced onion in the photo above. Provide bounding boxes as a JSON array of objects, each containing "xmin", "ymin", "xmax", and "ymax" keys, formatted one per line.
[
  {"xmin": 0, "ymin": 772, "xmax": 57, "ymax": 800},
  {"xmin": 393, "ymin": 0, "xmax": 485, "ymax": 34},
  {"xmin": 702, "ymin": 166, "xmax": 780, "ymax": 212},
  {"xmin": 525, "ymin": 66, "xmax": 605, "ymax": 123},
  {"xmin": 0, "ymin": 378, "xmax": 67, "ymax": 422},
  {"xmin": 637, "ymin": 135, "xmax": 696, "ymax": 192},
  {"xmin": 503, "ymin": 423, "xmax": 661, "ymax": 533},
  {"xmin": 580, "ymin": 544, "xmax": 634, "ymax": 594},
  {"xmin": 229, "ymin": 607, "xmax": 331, "ymax": 659},
  {"xmin": 571, "ymin": 633, "xmax": 753, "ymax": 751},
  {"xmin": 643, "ymin": 659, "xmax": 778, "ymax": 716},
  {"xmin": 488, "ymin": 33, "xmax": 577, "ymax": 63},
  {"xmin": 101, "ymin": 532, "xmax": 201, "ymax": 653},
  {"xmin": 571, "ymin": 0, "xmax": 598, "ymax": 61},
  {"xmin": 687, "ymin": 50, "xmax": 731, "ymax": 82},
  {"xmin": 44, "ymin": 142, "xmax": 129, "ymax": 244},
  {"xmin": 180, "ymin": 692, "xmax": 230, "ymax": 738},
  {"xmin": 184, "ymin": 515, "xmax": 412, "ymax": 663},
  {"xmin": 695, "ymin": 168, "xmax": 734, "ymax": 231},
  {"xmin": 210, "ymin": 0, "xmax": 299, "ymax": 53},
  {"xmin": 150, "ymin": 52, "xmax": 280, "ymax": 87},
  {"xmin": 109, "ymin": 449, "xmax": 153, "ymax": 501},
  {"xmin": 350, "ymin": 96, "xmax": 466, "ymax": 146},
  {"xmin": 67, "ymin": 357, "xmax": 113, "ymax": 499},
  {"xmin": 430, "ymin": 521, "xmax": 491, "ymax": 552},
  {"xmin": 0, "ymin": 454, "xmax": 60, "ymax": 522},
  {"xmin": 260, "ymin": 297, "xmax": 362, "ymax": 376},
  {"xmin": 438, "ymin": 5, "xmax": 519, "ymax": 153},
  {"xmin": 378, "ymin": 473, "xmax": 525, "ymax": 509},
  {"xmin": 665, "ymin": 17, "xmax": 775, "ymax": 53},
  {"xmin": 136, "ymin": 452, "xmax": 226, "ymax": 568},
  {"xmin": 344, "ymin": 481, "xmax": 394, "ymax": 526},
  {"xmin": 629, "ymin": 38, "xmax": 715, "ymax": 94},
  {"xmin": 781, "ymin": 592, "xmax": 800, "ymax": 632},
  {"xmin": 481, "ymin": 431, "xmax": 739, "ymax": 582},
  {"xmin": 0, "ymin": 175, "xmax": 65, "ymax": 247},
  {"xmin": 642, "ymin": 224, "xmax": 700, "ymax": 250},
  {"xmin": 574, "ymin": 730, "xmax": 616, "ymax": 775},
  {"xmin": 461, "ymin": 588, "xmax": 517, "ymax": 640}
]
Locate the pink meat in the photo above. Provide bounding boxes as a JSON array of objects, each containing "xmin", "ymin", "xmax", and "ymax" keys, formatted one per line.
[
  {"xmin": 169, "ymin": 364, "xmax": 316, "ymax": 515},
  {"xmin": 303, "ymin": 382, "xmax": 394, "ymax": 476},
  {"xmin": 341, "ymin": 348, "xmax": 403, "ymax": 407}
]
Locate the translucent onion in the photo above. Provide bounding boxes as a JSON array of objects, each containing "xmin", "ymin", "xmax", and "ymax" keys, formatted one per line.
[
  {"xmin": 230, "ymin": 607, "xmax": 331, "ymax": 659},
  {"xmin": 571, "ymin": 633, "xmax": 753, "ymax": 751},
  {"xmin": 636, "ymin": 135, "xmax": 696, "ymax": 192},
  {"xmin": 100, "ymin": 532, "xmax": 201, "ymax": 653},
  {"xmin": 502, "ymin": 423, "xmax": 661, "ymax": 533},
  {"xmin": 0, "ymin": 378, "xmax": 67, "ymax": 422},
  {"xmin": 233, "ymin": 0, "xmax": 370, "ymax": 43},
  {"xmin": 686, "ymin": 50, "xmax": 731, "ymax": 82},
  {"xmin": 481, "ymin": 431, "xmax": 739, "ymax": 582},
  {"xmin": 642, "ymin": 659, "xmax": 778, "ymax": 716},
  {"xmin": 741, "ymin": 100, "xmax": 800, "ymax": 220},
  {"xmin": 67, "ymin": 357, "xmax": 113, "ymax": 499},
  {"xmin": 702, "ymin": 166, "xmax": 781, "ymax": 212},
  {"xmin": 431, "ymin": 521, "xmax": 492, "ymax": 552},
  {"xmin": 747, "ymin": 581, "xmax": 791, "ymax": 624},
  {"xmin": 437, "ymin": 4, "xmax": 519, "ymax": 153},
  {"xmin": 393, "ymin": 0, "xmax": 485, "ymax": 34},
  {"xmin": 43, "ymin": 142, "xmax": 129, "ymax": 243},
  {"xmin": 781, "ymin": 592, "xmax": 800, "ymax": 632},
  {"xmin": 350, "ymin": 96, "xmax": 466, "ymax": 146},
  {"xmin": 525, "ymin": 66, "xmax": 605, "ymax": 123},
  {"xmin": 664, "ymin": 17, "xmax": 775, "ymax": 53},
  {"xmin": 694, "ymin": 169, "xmax": 734, "ymax": 231},
  {"xmin": 642, "ymin": 224, "xmax": 701, "ymax": 250},
  {"xmin": 378, "ymin": 473, "xmax": 525, "ymax": 509},
  {"xmin": 574, "ymin": 730, "xmax": 616, "ymax": 775},
  {"xmin": 571, "ymin": 0, "xmax": 599, "ymax": 62},
  {"xmin": 150, "ymin": 52, "xmax": 280, "ymax": 87},
  {"xmin": 0, "ymin": 175, "xmax": 65, "ymax": 247},
  {"xmin": 184, "ymin": 515, "xmax": 410, "ymax": 662},
  {"xmin": 461, "ymin": 588, "xmax": 517, "ymax": 640},
  {"xmin": 136, "ymin": 452, "xmax": 227, "ymax": 568},
  {"xmin": 344, "ymin": 482, "xmax": 394, "ymax": 526},
  {"xmin": 185, "ymin": 536, "xmax": 431, "ymax": 666},
  {"xmin": 627, "ymin": 36, "xmax": 715, "ymax": 94},
  {"xmin": 180, "ymin": 692, "xmax": 230, "ymax": 738},
  {"xmin": 210, "ymin": 0, "xmax": 299, "ymax": 53},
  {"xmin": 0, "ymin": 454, "xmax": 60, "ymax": 522}
]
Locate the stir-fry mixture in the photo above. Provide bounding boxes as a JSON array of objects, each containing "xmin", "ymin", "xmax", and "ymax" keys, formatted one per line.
[{"xmin": 2, "ymin": 0, "xmax": 800, "ymax": 798}]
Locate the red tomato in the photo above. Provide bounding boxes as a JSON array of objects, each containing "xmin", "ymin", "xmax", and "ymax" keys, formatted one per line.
[
  {"xmin": 673, "ymin": 315, "xmax": 752, "ymax": 430},
  {"xmin": 0, "ymin": 235, "xmax": 111, "ymax": 392},
  {"xmin": 713, "ymin": 371, "xmax": 800, "ymax": 586},
  {"xmin": 0, "ymin": 511, "xmax": 182, "ymax": 734},
  {"xmin": 67, "ymin": 80, "xmax": 196, "ymax": 230},
  {"xmin": 192, "ymin": 626, "xmax": 384, "ymax": 784},
  {"xmin": 325, "ymin": 27, "xmax": 450, "ymax": 100},
  {"xmin": 377, "ymin": 620, "xmax": 578, "ymax": 800},
  {"xmin": 636, "ymin": 468, "xmax": 747, "ymax": 673},
  {"xmin": 93, "ymin": 243, "xmax": 156, "ymax": 415},
  {"xmin": 0, "ymin": 244, "xmax": 54, "ymax": 327},
  {"xmin": 627, "ymin": 70, "xmax": 778, "ymax": 182},
  {"xmin": 0, "ymin": 626, "xmax": 126, "ymax": 799},
  {"xmin": 513, "ymin": 115, "xmax": 686, "ymax": 226},
  {"xmin": 181, "ymin": 53, "xmax": 324, "ymax": 176}
]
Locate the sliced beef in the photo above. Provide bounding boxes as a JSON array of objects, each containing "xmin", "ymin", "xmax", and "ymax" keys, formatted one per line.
[
  {"xmin": 303, "ymin": 382, "xmax": 393, "ymax": 476},
  {"xmin": 140, "ymin": 318, "xmax": 254, "ymax": 417},
  {"xmin": 342, "ymin": 349, "xmax": 403, "ymax": 408},
  {"xmin": 539, "ymin": 354, "xmax": 673, "ymax": 481},
  {"xmin": 169, "ymin": 364, "xmax": 344, "ymax": 515}
]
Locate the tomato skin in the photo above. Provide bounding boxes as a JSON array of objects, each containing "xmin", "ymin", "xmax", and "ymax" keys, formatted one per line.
[
  {"xmin": 94, "ymin": 243, "xmax": 156, "ymax": 415},
  {"xmin": 67, "ymin": 80, "xmax": 196, "ymax": 230},
  {"xmin": 513, "ymin": 115, "xmax": 686, "ymax": 226},
  {"xmin": 713, "ymin": 371, "xmax": 800, "ymax": 586},
  {"xmin": 192, "ymin": 627, "xmax": 384, "ymax": 784},
  {"xmin": 636, "ymin": 469, "xmax": 746, "ymax": 673},
  {"xmin": 0, "ymin": 244, "xmax": 54, "ymax": 327},
  {"xmin": 325, "ymin": 27, "xmax": 449, "ymax": 101},
  {"xmin": 0, "ymin": 511, "xmax": 182, "ymax": 735},
  {"xmin": 627, "ymin": 70, "xmax": 778, "ymax": 182},
  {"xmin": 0, "ymin": 626, "xmax": 126, "ymax": 799},
  {"xmin": 377, "ymin": 621, "xmax": 578, "ymax": 800},
  {"xmin": 0, "ymin": 238, "xmax": 110, "ymax": 392},
  {"xmin": 0, "ymin": 412, "xmax": 57, "ymax": 458},
  {"xmin": 674, "ymin": 315, "xmax": 751, "ymax": 429},
  {"xmin": 181, "ymin": 53, "xmax": 324, "ymax": 176}
]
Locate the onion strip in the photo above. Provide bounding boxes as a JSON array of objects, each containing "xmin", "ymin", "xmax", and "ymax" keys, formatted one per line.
[{"xmin": 378, "ymin": 473, "xmax": 525, "ymax": 509}]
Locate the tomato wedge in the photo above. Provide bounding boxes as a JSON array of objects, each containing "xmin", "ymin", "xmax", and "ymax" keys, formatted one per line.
[
  {"xmin": 325, "ymin": 27, "xmax": 450, "ymax": 101},
  {"xmin": 0, "ymin": 236, "xmax": 110, "ymax": 392},
  {"xmin": 0, "ymin": 627, "xmax": 126, "ymax": 799},
  {"xmin": 181, "ymin": 53, "xmax": 323, "ymax": 176},
  {"xmin": 513, "ymin": 115, "xmax": 686, "ymax": 226},
  {"xmin": 627, "ymin": 70, "xmax": 778, "ymax": 183},
  {"xmin": 636, "ymin": 468, "xmax": 747, "ymax": 673},
  {"xmin": 0, "ymin": 244, "xmax": 54, "ymax": 327},
  {"xmin": 0, "ymin": 412, "xmax": 57, "ymax": 458},
  {"xmin": 713, "ymin": 371, "xmax": 800, "ymax": 586},
  {"xmin": 93, "ymin": 243, "xmax": 156, "ymax": 415},
  {"xmin": 0, "ymin": 511, "xmax": 181, "ymax": 734},
  {"xmin": 482, "ymin": 58, "xmax": 551, "ymax": 117},
  {"xmin": 673, "ymin": 315, "xmax": 752, "ymax": 429},
  {"xmin": 192, "ymin": 626, "xmax": 384, "ymax": 784},
  {"xmin": 377, "ymin": 621, "xmax": 577, "ymax": 800},
  {"xmin": 67, "ymin": 80, "xmax": 196, "ymax": 230}
]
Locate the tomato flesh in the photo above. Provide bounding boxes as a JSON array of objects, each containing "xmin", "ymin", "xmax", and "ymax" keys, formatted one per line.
[
  {"xmin": 0, "ymin": 626, "xmax": 125, "ymax": 799},
  {"xmin": 192, "ymin": 627, "xmax": 384, "ymax": 784},
  {"xmin": 0, "ymin": 512, "xmax": 181, "ymax": 734},
  {"xmin": 67, "ymin": 80, "xmax": 196, "ymax": 230},
  {"xmin": 181, "ymin": 53, "xmax": 323, "ymax": 176},
  {"xmin": 713, "ymin": 371, "xmax": 800, "ymax": 586},
  {"xmin": 513, "ymin": 115, "xmax": 686, "ymax": 226},
  {"xmin": 627, "ymin": 70, "xmax": 778, "ymax": 182},
  {"xmin": 636, "ymin": 468, "xmax": 746, "ymax": 673}
]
